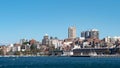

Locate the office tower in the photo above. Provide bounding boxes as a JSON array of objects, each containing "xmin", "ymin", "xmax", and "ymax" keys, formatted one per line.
[
  {"xmin": 89, "ymin": 29, "xmax": 99, "ymax": 39},
  {"xmin": 81, "ymin": 31, "xmax": 90, "ymax": 39},
  {"xmin": 81, "ymin": 31, "xmax": 85, "ymax": 37},
  {"xmin": 81, "ymin": 29, "xmax": 99, "ymax": 39},
  {"xmin": 85, "ymin": 31, "xmax": 90, "ymax": 38},
  {"xmin": 68, "ymin": 26, "xmax": 76, "ymax": 39}
]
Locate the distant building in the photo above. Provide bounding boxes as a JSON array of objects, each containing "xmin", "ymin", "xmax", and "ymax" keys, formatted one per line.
[
  {"xmin": 6, "ymin": 45, "xmax": 13, "ymax": 53},
  {"xmin": 0, "ymin": 45, "xmax": 7, "ymax": 55},
  {"xmin": 12, "ymin": 43, "xmax": 21, "ymax": 52},
  {"xmin": 85, "ymin": 31, "xmax": 90, "ymax": 38},
  {"xmin": 50, "ymin": 38, "xmax": 63, "ymax": 48},
  {"xmin": 81, "ymin": 30, "xmax": 90, "ymax": 39},
  {"xmin": 81, "ymin": 29, "xmax": 99, "ymax": 39},
  {"xmin": 104, "ymin": 36, "xmax": 111, "ymax": 43},
  {"xmin": 89, "ymin": 29, "xmax": 99, "ymax": 39},
  {"xmin": 110, "ymin": 36, "xmax": 120, "ymax": 43},
  {"xmin": 68, "ymin": 26, "xmax": 76, "ymax": 39},
  {"xmin": 20, "ymin": 39, "xmax": 28, "ymax": 44},
  {"xmin": 81, "ymin": 31, "xmax": 85, "ymax": 38},
  {"xmin": 29, "ymin": 39, "xmax": 36, "ymax": 45},
  {"xmin": 42, "ymin": 34, "xmax": 50, "ymax": 46},
  {"xmin": 104, "ymin": 36, "xmax": 120, "ymax": 44}
]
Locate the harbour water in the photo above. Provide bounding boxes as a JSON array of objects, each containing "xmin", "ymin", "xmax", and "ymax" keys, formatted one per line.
[{"xmin": 0, "ymin": 56, "xmax": 120, "ymax": 68}]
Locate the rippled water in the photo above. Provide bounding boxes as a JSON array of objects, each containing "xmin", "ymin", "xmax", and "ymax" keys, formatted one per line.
[{"xmin": 0, "ymin": 57, "xmax": 120, "ymax": 68}]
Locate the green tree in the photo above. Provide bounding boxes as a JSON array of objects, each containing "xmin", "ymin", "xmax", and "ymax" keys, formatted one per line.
[
  {"xmin": 23, "ymin": 42, "xmax": 29, "ymax": 45},
  {"xmin": 30, "ymin": 44, "xmax": 37, "ymax": 55},
  {"xmin": 0, "ymin": 49, "xmax": 4, "ymax": 55}
]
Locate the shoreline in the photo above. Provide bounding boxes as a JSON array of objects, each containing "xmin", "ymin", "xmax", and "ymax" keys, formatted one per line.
[{"xmin": 1, "ymin": 55, "xmax": 120, "ymax": 58}]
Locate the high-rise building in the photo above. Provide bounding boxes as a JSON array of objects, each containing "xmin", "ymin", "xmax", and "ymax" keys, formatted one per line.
[
  {"xmin": 81, "ymin": 29, "xmax": 99, "ymax": 39},
  {"xmin": 42, "ymin": 34, "xmax": 50, "ymax": 46},
  {"xmin": 68, "ymin": 26, "xmax": 76, "ymax": 39},
  {"xmin": 81, "ymin": 31, "xmax": 90, "ymax": 38},
  {"xmin": 81, "ymin": 31, "xmax": 85, "ymax": 37},
  {"xmin": 85, "ymin": 31, "xmax": 90, "ymax": 38},
  {"xmin": 89, "ymin": 29, "xmax": 99, "ymax": 39}
]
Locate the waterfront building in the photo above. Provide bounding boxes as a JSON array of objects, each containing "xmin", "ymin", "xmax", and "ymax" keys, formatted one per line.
[
  {"xmin": 13, "ymin": 43, "xmax": 21, "ymax": 52},
  {"xmin": 0, "ymin": 45, "xmax": 7, "ymax": 55},
  {"xmin": 68, "ymin": 26, "xmax": 76, "ymax": 39},
  {"xmin": 73, "ymin": 48, "xmax": 120, "ymax": 56},
  {"xmin": 2, "ymin": 46, "xmax": 7, "ymax": 55},
  {"xmin": 50, "ymin": 37, "xmax": 63, "ymax": 49},
  {"xmin": 6, "ymin": 45, "xmax": 13, "ymax": 53}
]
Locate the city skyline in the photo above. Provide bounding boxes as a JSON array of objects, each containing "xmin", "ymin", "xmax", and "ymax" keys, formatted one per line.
[{"xmin": 0, "ymin": 0, "xmax": 120, "ymax": 44}]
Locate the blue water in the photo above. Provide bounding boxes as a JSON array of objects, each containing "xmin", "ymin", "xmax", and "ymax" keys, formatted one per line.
[{"xmin": 0, "ymin": 57, "xmax": 120, "ymax": 68}]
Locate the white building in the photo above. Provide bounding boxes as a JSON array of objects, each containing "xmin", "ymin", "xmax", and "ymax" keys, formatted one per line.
[
  {"xmin": 104, "ymin": 36, "xmax": 111, "ymax": 43},
  {"xmin": 111, "ymin": 36, "xmax": 120, "ymax": 43},
  {"xmin": 50, "ymin": 39, "xmax": 63, "ymax": 48},
  {"xmin": 12, "ymin": 44, "xmax": 21, "ymax": 52},
  {"xmin": 79, "ymin": 37, "xmax": 85, "ymax": 41}
]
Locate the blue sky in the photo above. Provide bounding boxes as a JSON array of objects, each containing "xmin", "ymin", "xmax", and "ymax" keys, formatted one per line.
[{"xmin": 0, "ymin": 0, "xmax": 120, "ymax": 44}]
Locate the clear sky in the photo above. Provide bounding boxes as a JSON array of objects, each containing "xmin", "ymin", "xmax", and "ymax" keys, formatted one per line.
[{"xmin": 0, "ymin": 0, "xmax": 120, "ymax": 44}]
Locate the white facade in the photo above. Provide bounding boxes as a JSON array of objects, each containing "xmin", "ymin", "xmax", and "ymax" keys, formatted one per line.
[
  {"xmin": 111, "ymin": 36, "xmax": 120, "ymax": 43},
  {"xmin": 104, "ymin": 36, "xmax": 111, "ymax": 43},
  {"xmin": 105, "ymin": 36, "xmax": 120, "ymax": 43},
  {"xmin": 51, "ymin": 39, "xmax": 63, "ymax": 48},
  {"xmin": 12, "ymin": 45, "xmax": 21, "ymax": 52},
  {"xmin": 79, "ymin": 37, "xmax": 85, "ymax": 41}
]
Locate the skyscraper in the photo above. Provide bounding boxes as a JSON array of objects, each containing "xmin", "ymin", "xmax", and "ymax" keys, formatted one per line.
[
  {"xmin": 68, "ymin": 26, "xmax": 76, "ymax": 39},
  {"xmin": 85, "ymin": 31, "xmax": 90, "ymax": 38},
  {"xmin": 81, "ymin": 31, "xmax": 85, "ymax": 37},
  {"xmin": 89, "ymin": 29, "xmax": 99, "ymax": 39},
  {"xmin": 81, "ymin": 29, "xmax": 99, "ymax": 39}
]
